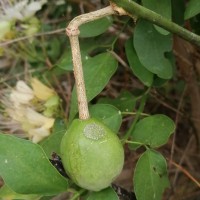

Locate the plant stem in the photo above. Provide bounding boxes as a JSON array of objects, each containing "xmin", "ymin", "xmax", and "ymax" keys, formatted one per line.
[
  {"xmin": 66, "ymin": 6, "xmax": 115, "ymax": 120},
  {"xmin": 70, "ymin": 189, "xmax": 86, "ymax": 200},
  {"xmin": 68, "ymin": 35, "xmax": 90, "ymax": 120},
  {"xmin": 110, "ymin": 0, "xmax": 200, "ymax": 47},
  {"xmin": 122, "ymin": 92, "xmax": 148, "ymax": 144}
]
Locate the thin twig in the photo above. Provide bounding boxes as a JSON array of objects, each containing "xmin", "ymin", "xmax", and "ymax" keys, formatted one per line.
[
  {"xmin": 109, "ymin": 50, "xmax": 129, "ymax": 69},
  {"xmin": 170, "ymin": 85, "xmax": 187, "ymax": 170},
  {"xmin": 168, "ymin": 159, "xmax": 200, "ymax": 188},
  {"xmin": 0, "ymin": 28, "xmax": 65, "ymax": 47},
  {"xmin": 172, "ymin": 135, "xmax": 194, "ymax": 187}
]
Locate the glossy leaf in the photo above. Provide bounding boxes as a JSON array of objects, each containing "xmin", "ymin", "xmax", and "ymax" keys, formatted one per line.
[
  {"xmin": 89, "ymin": 104, "xmax": 122, "ymax": 133},
  {"xmin": 86, "ymin": 187, "xmax": 119, "ymax": 200},
  {"xmin": 184, "ymin": 0, "xmax": 200, "ymax": 19},
  {"xmin": 132, "ymin": 114, "xmax": 175, "ymax": 148},
  {"xmin": 69, "ymin": 52, "xmax": 118, "ymax": 121},
  {"xmin": 98, "ymin": 91, "xmax": 136, "ymax": 112},
  {"xmin": 0, "ymin": 133, "xmax": 68, "ymax": 195},
  {"xmin": 79, "ymin": 17, "xmax": 113, "ymax": 38},
  {"xmin": 134, "ymin": 150, "xmax": 169, "ymax": 200},
  {"xmin": 142, "ymin": 0, "xmax": 171, "ymax": 35},
  {"xmin": 125, "ymin": 37, "xmax": 153, "ymax": 87},
  {"xmin": 134, "ymin": 19, "xmax": 173, "ymax": 79}
]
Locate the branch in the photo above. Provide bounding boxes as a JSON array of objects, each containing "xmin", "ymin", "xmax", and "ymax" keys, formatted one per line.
[
  {"xmin": 110, "ymin": 0, "xmax": 200, "ymax": 47},
  {"xmin": 66, "ymin": 6, "xmax": 115, "ymax": 120}
]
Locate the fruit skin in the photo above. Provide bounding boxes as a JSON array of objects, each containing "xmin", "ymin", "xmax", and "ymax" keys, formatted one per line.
[{"xmin": 60, "ymin": 118, "xmax": 124, "ymax": 191}]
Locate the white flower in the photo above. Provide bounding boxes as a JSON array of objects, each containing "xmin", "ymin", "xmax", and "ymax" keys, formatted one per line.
[
  {"xmin": 25, "ymin": 107, "xmax": 55, "ymax": 129},
  {"xmin": 31, "ymin": 78, "xmax": 55, "ymax": 101},
  {"xmin": 0, "ymin": 0, "xmax": 47, "ymax": 21},
  {"xmin": 23, "ymin": 1, "xmax": 47, "ymax": 19},
  {"xmin": 2, "ymin": 79, "xmax": 57, "ymax": 143},
  {"xmin": 29, "ymin": 127, "xmax": 50, "ymax": 143},
  {"xmin": 10, "ymin": 80, "xmax": 34, "ymax": 105},
  {"xmin": 25, "ymin": 108, "xmax": 55, "ymax": 143}
]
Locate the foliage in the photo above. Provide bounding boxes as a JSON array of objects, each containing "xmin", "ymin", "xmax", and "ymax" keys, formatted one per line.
[{"xmin": 0, "ymin": 0, "xmax": 199, "ymax": 200}]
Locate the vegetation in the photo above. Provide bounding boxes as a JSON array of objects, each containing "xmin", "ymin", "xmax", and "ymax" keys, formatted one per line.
[{"xmin": 0, "ymin": 0, "xmax": 200, "ymax": 200}]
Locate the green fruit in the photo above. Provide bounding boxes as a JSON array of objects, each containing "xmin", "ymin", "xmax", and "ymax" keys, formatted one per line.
[{"xmin": 60, "ymin": 118, "xmax": 124, "ymax": 191}]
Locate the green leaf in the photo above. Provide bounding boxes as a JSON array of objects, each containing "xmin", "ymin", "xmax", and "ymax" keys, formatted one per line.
[
  {"xmin": 55, "ymin": 39, "xmax": 98, "ymax": 71},
  {"xmin": 47, "ymin": 38, "xmax": 61, "ymax": 61},
  {"xmin": 0, "ymin": 133, "xmax": 68, "ymax": 195},
  {"xmin": 0, "ymin": 184, "xmax": 40, "ymax": 200},
  {"xmin": 134, "ymin": 19, "xmax": 173, "ymax": 79},
  {"xmin": 52, "ymin": 118, "xmax": 67, "ymax": 134},
  {"xmin": 142, "ymin": 0, "xmax": 171, "ymax": 35},
  {"xmin": 132, "ymin": 114, "xmax": 175, "ymax": 148},
  {"xmin": 134, "ymin": 149, "xmax": 169, "ymax": 200},
  {"xmin": 79, "ymin": 17, "xmax": 113, "ymax": 38},
  {"xmin": 98, "ymin": 91, "xmax": 136, "ymax": 112},
  {"xmin": 39, "ymin": 132, "xmax": 65, "ymax": 158},
  {"xmin": 184, "ymin": 0, "xmax": 200, "ymax": 19},
  {"xmin": 152, "ymin": 76, "xmax": 168, "ymax": 87},
  {"xmin": 89, "ymin": 104, "xmax": 122, "ymax": 133},
  {"xmin": 172, "ymin": 0, "xmax": 185, "ymax": 25},
  {"xmin": 125, "ymin": 37, "xmax": 154, "ymax": 87},
  {"xmin": 86, "ymin": 187, "xmax": 119, "ymax": 200},
  {"xmin": 39, "ymin": 118, "xmax": 67, "ymax": 158},
  {"xmin": 69, "ymin": 52, "xmax": 118, "ymax": 121}
]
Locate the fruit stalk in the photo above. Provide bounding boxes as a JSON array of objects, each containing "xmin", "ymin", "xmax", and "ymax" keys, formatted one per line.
[{"xmin": 66, "ymin": 6, "xmax": 115, "ymax": 120}]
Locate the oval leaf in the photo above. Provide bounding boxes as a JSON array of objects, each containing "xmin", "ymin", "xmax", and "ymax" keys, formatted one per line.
[
  {"xmin": 98, "ymin": 91, "xmax": 136, "ymax": 112},
  {"xmin": 56, "ymin": 39, "xmax": 98, "ymax": 71},
  {"xmin": 125, "ymin": 37, "xmax": 153, "ymax": 87},
  {"xmin": 134, "ymin": 19, "xmax": 173, "ymax": 79},
  {"xmin": 89, "ymin": 104, "xmax": 122, "ymax": 133},
  {"xmin": 69, "ymin": 52, "xmax": 118, "ymax": 121},
  {"xmin": 86, "ymin": 187, "xmax": 119, "ymax": 200},
  {"xmin": 79, "ymin": 17, "xmax": 113, "ymax": 38},
  {"xmin": 134, "ymin": 150, "xmax": 169, "ymax": 200},
  {"xmin": 0, "ymin": 133, "xmax": 68, "ymax": 195},
  {"xmin": 132, "ymin": 114, "xmax": 175, "ymax": 148},
  {"xmin": 142, "ymin": 0, "xmax": 171, "ymax": 35},
  {"xmin": 184, "ymin": 0, "xmax": 200, "ymax": 19}
]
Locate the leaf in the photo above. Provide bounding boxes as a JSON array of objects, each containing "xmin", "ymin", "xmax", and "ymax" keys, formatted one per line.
[
  {"xmin": 0, "ymin": 184, "xmax": 40, "ymax": 200},
  {"xmin": 125, "ymin": 37, "xmax": 154, "ymax": 87},
  {"xmin": 132, "ymin": 114, "xmax": 175, "ymax": 148},
  {"xmin": 47, "ymin": 38, "xmax": 61, "ymax": 61},
  {"xmin": 152, "ymin": 76, "xmax": 168, "ymax": 87},
  {"xmin": 172, "ymin": 0, "xmax": 185, "ymax": 25},
  {"xmin": 134, "ymin": 149, "xmax": 170, "ymax": 200},
  {"xmin": 142, "ymin": 0, "xmax": 171, "ymax": 35},
  {"xmin": 39, "ymin": 132, "xmax": 65, "ymax": 158},
  {"xmin": 79, "ymin": 17, "xmax": 113, "ymax": 38},
  {"xmin": 39, "ymin": 118, "xmax": 67, "ymax": 158},
  {"xmin": 69, "ymin": 52, "xmax": 118, "ymax": 121},
  {"xmin": 0, "ymin": 133, "xmax": 68, "ymax": 195},
  {"xmin": 98, "ymin": 91, "xmax": 136, "ymax": 112},
  {"xmin": 184, "ymin": 0, "xmax": 200, "ymax": 19},
  {"xmin": 86, "ymin": 187, "xmax": 119, "ymax": 200},
  {"xmin": 134, "ymin": 19, "xmax": 173, "ymax": 79},
  {"xmin": 89, "ymin": 104, "xmax": 122, "ymax": 133},
  {"xmin": 55, "ymin": 39, "xmax": 98, "ymax": 71}
]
